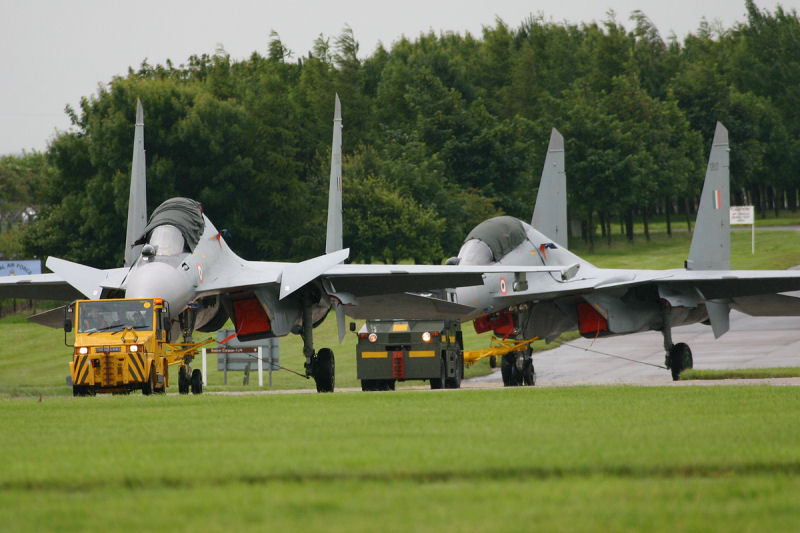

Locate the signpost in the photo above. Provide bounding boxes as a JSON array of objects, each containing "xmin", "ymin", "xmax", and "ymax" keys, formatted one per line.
[
  {"xmin": 201, "ymin": 329, "xmax": 279, "ymax": 388},
  {"xmin": 730, "ymin": 205, "xmax": 755, "ymax": 254}
]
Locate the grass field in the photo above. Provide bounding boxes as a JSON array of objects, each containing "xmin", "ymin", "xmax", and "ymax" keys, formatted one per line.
[
  {"xmin": 2, "ymin": 226, "xmax": 800, "ymax": 530},
  {"xmin": 1, "ymin": 386, "xmax": 799, "ymax": 531}
]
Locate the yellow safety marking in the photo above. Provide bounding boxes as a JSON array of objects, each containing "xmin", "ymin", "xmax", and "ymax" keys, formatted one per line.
[
  {"xmin": 361, "ymin": 351, "xmax": 388, "ymax": 359},
  {"xmin": 409, "ymin": 350, "xmax": 436, "ymax": 358},
  {"xmin": 128, "ymin": 353, "xmax": 145, "ymax": 382},
  {"xmin": 77, "ymin": 356, "xmax": 91, "ymax": 384},
  {"xmin": 448, "ymin": 336, "xmax": 456, "ymax": 344},
  {"xmin": 391, "ymin": 323, "xmax": 409, "ymax": 332}
]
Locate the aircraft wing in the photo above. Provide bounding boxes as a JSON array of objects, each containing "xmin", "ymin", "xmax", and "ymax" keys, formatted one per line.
[
  {"xmin": 492, "ymin": 266, "xmax": 800, "ymax": 310},
  {"xmin": 320, "ymin": 263, "xmax": 569, "ymax": 299},
  {"xmin": 0, "ymin": 258, "xmax": 129, "ymax": 301},
  {"xmin": 0, "ymin": 272, "xmax": 84, "ymax": 301}
]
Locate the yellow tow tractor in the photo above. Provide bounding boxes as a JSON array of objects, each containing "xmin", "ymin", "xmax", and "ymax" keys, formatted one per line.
[{"xmin": 66, "ymin": 298, "xmax": 212, "ymax": 396}]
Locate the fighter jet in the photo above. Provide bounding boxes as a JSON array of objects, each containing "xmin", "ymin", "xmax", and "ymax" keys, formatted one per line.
[
  {"xmin": 442, "ymin": 122, "xmax": 800, "ymax": 383},
  {"xmin": 0, "ymin": 96, "xmax": 569, "ymax": 392}
]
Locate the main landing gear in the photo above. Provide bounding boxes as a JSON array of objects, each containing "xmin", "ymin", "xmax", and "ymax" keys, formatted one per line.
[
  {"xmin": 301, "ymin": 297, "xmax": 335, "ymax": 393},
  {"xmin": 661, "ymin": 305, "xmax": 693, "ymax": 381},
  {"xmin": 178, "ymin": 365, "xmax": 204, "ymax": 394},
  {"xmin": 500, "ymin": 347, "xmax": 535, "ymax": 387}
]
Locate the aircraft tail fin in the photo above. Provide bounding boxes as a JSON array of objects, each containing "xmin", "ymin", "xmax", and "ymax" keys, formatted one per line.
[
  {"xmin": 124, "ymin": 99, "xmax": 147, "ymax": 267},
  {"xmin": 687, "ymin": 122, "xmax": 730, "ymax": 271},
  {"xmin": 531, "ymin": 128, "xmax": 568, "ymax": 248},
  {"xmin": 325, "ymin": 94, "xmax": 343, "ymax": 254}
]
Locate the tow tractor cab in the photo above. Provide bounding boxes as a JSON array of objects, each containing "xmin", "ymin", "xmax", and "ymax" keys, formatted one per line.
[
  {"xmin": 66, "ymin": 298, "xmax": 208, "ymax": 396},
  {"xmin": 355, "ymin": 319, "xmax": 464, "ymax": 391}
]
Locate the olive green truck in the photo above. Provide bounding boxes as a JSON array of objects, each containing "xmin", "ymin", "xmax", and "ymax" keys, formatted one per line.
[{"xmin": 354, "ymin": 319, "xmax": 464, "ymax": 391}]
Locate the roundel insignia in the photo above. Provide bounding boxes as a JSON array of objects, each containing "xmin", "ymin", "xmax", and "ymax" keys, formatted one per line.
[{"xmin": 499, "ymin": 276, "xmax": 508, "ymax": 295}]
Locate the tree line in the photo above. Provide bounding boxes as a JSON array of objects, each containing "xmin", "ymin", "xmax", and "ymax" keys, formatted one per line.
[{"xmin": 2, "ymin": 0, "xmax": 799, "ymax": 266}]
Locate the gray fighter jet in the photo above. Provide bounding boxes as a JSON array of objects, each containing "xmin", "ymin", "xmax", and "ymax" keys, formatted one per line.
[
  {"xmin": 0, "ymin": 96, "xmax": 568, "ymax": 392},
  {"xmin": 443, "ymin": 122, "xmax": 800, "ymax": 383}
]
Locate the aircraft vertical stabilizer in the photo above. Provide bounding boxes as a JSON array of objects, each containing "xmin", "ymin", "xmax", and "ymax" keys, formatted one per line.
[
  {"xmin": 326, "ymin": 94, "xmax": 343, "ymax": 254},
  {"xmin": 687, "ymin": 122, "xmax": 730, "ymax": 271},
  {"xmin": 324, "ymin": 94, "xmax": 346, "ymax": 342},
  {"xmin": 531, "ymin": 128, "xmax": 568, "ymax": 248},
  {"xmin": 125, "ymin": 99, "xmax": 147, "ymax": 267}
]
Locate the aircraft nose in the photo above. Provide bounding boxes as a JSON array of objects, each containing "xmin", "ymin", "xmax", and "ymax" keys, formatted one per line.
[{"xmin": 125, "ymin": 261, "xmax": 194, "ymax": 315}]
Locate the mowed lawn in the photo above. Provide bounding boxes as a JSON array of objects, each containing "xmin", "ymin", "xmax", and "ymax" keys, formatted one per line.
[{"xmin": 1, "ymin": 386, "xmax": 799, "ymax": 531}]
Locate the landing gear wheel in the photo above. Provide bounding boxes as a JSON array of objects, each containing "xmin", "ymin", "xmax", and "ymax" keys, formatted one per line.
[
  {"xmin": 178, "ymin": 366, "xmax": 190, "ymax": 394},
  {"xmin": 430, "ymin": 355, "xmax": 446, "ymax": 389},
  {"xmin": 313, "ymin": 348, "xmax": 335, "ymax": 393},
  {"xmin": 489, "ymin": 356, "xmax": 497, "ymax": 368},
  {"xmin": 190, "ymin": 369, "xmax": 203, "ymax": 394},
  {"xmin": 501, "ymin": 353, "xmax": 514, "ymax": 387},
  {"xmin": 522, "ymin": 352, "xmax": 536, "ymax": 386},
  {"xmin": 142, "ymin": 366, "xmax": 155, "ymax": 396},
  {"xmin": 668, "ymin": 343, "xmax": 693, "ymax": 381},
  {"xmin": 445, "ymin": 351, "xmax": 463, "ymax": 389}
]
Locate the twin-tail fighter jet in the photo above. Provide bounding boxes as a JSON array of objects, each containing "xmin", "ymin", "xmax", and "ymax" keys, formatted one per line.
[
  {"xmin": 426, "ymin": 123, "xmax": 800, "ymax": 383},
  {"xmin": 0, "ymin": 96, "xmax": 570, "ymax": 392}
]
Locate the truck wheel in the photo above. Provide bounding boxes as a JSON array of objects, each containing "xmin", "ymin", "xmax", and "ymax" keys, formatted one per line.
[
  {"xmin": 142, "ymin": 366, "xmax": 155, "ymax": 396},
  {"xmin": 313, "ymin": 348, "xmax": 335, "ymax": 393},
  {"xmin": 191, "ymin": 369, "xmax": 203, "ymax": 394},
  {"xmin": 178, "ymin": 366, "xmax": 190, "ymax": 394},
  {"xmin": 445, "ymin": 352, "xmax": 463, "ymax": 389},
  {"xmin": 361, "ymin": 379, "xmax": 376, "ymax": 391},
  {"xmin": 430, "ymin": 355, "xmax": 446, "ymax": 389}
]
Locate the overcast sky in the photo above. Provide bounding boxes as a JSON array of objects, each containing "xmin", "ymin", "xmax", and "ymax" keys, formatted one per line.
[{"xmin": 2, "ymin": 0, "xmax": 798, "ymax": 155}]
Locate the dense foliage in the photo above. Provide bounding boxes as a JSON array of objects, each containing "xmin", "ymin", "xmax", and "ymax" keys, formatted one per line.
[{"xmin": 4, "ymin": 1, "xmax": 800, "ymax": 265}]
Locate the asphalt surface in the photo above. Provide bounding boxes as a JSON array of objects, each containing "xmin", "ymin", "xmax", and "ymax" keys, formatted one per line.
[{"xmin": 464, "ymin": 310, "xmax": 800, "ymax": 387}]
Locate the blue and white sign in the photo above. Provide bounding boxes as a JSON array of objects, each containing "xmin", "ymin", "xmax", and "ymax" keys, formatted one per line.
[{"xmin": 0, "ymin": 260, "xmax": 41, "ymax": 277}]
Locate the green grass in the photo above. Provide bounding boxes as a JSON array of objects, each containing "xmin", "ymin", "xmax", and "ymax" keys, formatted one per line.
[
  {"xmin": 681, "ymin": 367, "xmax": 800, "ymax": 380},
  {"xmin": 1, "ymin": 387, "xmax": 799, "ymax": 531}
]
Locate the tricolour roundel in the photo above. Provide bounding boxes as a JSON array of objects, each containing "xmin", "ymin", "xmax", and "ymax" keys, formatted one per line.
[{"xmin": 499, "ymin": 276, "xmax": 508, "ymax": 295}]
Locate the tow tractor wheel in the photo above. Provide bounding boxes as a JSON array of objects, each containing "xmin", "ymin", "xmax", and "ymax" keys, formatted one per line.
[
  {"xmin": 313, "ymin": 348, "xmax": 335, "ymax": 393},
  {"xmin": 668, "ymin": 343, "xmax": 693, "ymax": 381},
  {"xmin": 190, "ymin": 369, "xmax": 203, "ymax": 394},
  {"xmin": 178, "ymin": 366, "xmax": 190, "ymax": 394},
  {"xmin": 142, "ymin": 366, "xmax": 155, "ymax": 396}
]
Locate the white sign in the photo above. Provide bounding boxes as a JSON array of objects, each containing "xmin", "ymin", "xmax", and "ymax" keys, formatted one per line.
[
  {"xmin": 730, "ymin": 205, "xmax": 754, "ymax": 225},
  {"xmin": 0, "ymin": 260, "xmax": 41, "ymax": 276}
]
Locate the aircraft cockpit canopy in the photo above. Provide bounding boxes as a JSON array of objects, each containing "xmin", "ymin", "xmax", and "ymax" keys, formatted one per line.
[
  {"xmin": 149, "ymin": 225, "xmax": 185, "ymax": 255},
  {"xmin": 459, "ymin": 216, "xmax": 526, "ymax": 264},
  {"xmin": 136, "ymin": 197, "xmax": 205, "ymax": 253}
]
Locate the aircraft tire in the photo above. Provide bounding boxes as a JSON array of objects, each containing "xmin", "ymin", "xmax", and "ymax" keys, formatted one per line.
[
  {"xmin": 668, "ymin": 343, "xmax": 693, "ymax": 381},
  {"xmin": 522, "ymin": 356, "xmax": 536, "ymax": 386},
  {"xmin": 178, "ymin": 366, "xmax": 190, "ymax": 394},
  {"xmin": 314, "ymin": 348, "xmax": 335, "ymax": 393},
  {"xmin": 500, "ymin": 353, "xmax": 514, "ymax": 386},
  {"xmin": 191, "ymin": 369, "xmax": 203, "ymax": 394}
]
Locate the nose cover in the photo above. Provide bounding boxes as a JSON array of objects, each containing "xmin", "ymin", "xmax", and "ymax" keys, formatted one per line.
[{"xmin": 125, "ymin": 261, "xmax": 194, "ymax": 316}]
